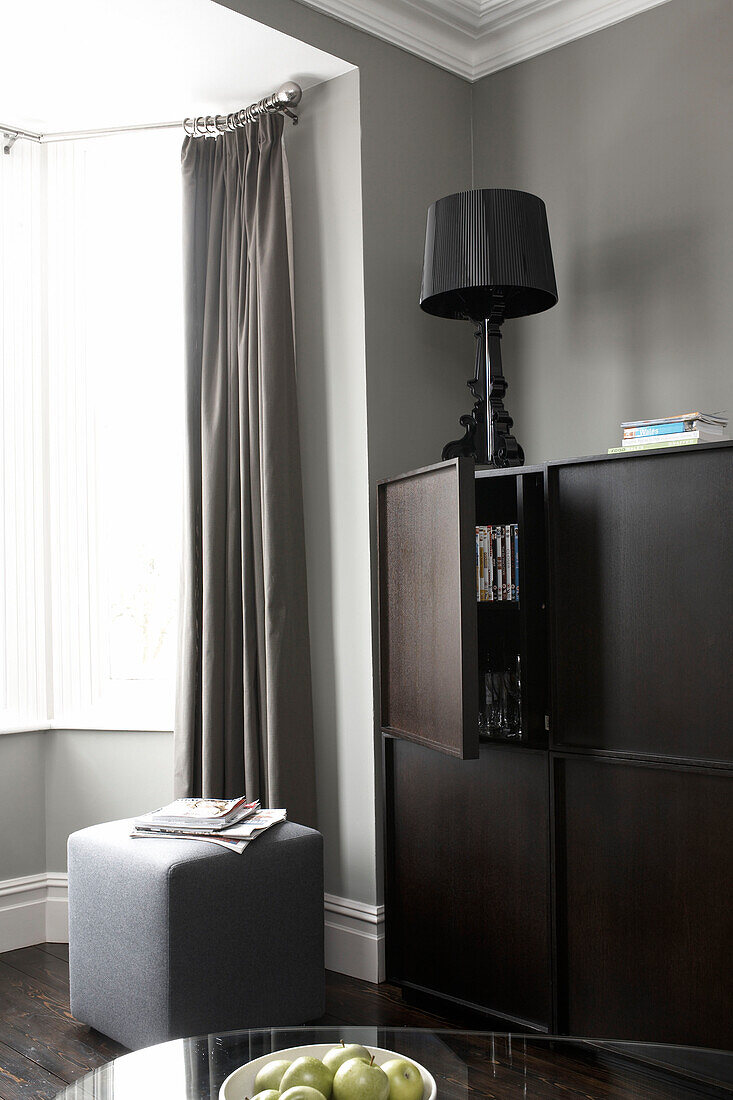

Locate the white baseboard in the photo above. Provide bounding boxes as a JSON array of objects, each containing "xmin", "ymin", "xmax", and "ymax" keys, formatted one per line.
[
  {"xmin": 45, "ymin": 872, "xmax": 70, "ymax": 943},
  {"xmin": 324, "ymin": 893, "xmax": 385, "ymax": 984},
  {"xmin": 0, "ymin": 874, "xmax": 383, "ymax": 983},
  {"xmin": 0, "ymin": 872, "xmax": 69, "ymax": 951}
]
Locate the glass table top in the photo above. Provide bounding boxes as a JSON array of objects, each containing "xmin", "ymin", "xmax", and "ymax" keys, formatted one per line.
[{"xmin": 55, "ymin": 1026, "xmax": 733, "ymax": 1100}]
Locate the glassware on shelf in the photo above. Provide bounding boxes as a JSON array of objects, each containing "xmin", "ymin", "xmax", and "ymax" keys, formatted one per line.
[
  {"xmin": 489, "ymin": 669, "xmax": 505, "ymax": 737},
  {"xmin": 480, "ymin": 655, "xmax": 523, "ymax": 741},
  {"xmin": 504, "ymin": 655, "xmax": 523, "ymax": 741}
]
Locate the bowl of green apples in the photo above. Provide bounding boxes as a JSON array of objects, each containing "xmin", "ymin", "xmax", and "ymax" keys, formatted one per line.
[{"xmin": 219, "ymin": 1041, "xmax": 437, "ymax": 1100}]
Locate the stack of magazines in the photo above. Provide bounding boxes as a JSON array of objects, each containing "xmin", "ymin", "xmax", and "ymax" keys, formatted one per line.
[
  {"xmin": 130, "ymin": 797, "xmax": 287, "ymax": 853},
  {"xmin": 608, "ymin": 412, "xmax": 728, "ymax": 453}
]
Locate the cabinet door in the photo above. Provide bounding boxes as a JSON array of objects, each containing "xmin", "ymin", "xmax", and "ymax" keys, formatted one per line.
[
  {"xmin": 548, "ymin": 445, "xmax": 733, "ymax": 761},
  {"xmin": 556, "ymin": 755, "xmax": 733, "ymax": 1048},
  {"xmin": 378, "ymin": 459, "xmax": 478, "ymax": 759},
  {"xmin": 386, "ymin": 737, "xmax": 552, "ymax": 1029}
]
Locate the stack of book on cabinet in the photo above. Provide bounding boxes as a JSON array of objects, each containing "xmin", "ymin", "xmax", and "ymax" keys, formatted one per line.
[
  {"xmin": 130, "ymin": 797, "xmax": 287, "ymax": 853},
  {"xmin": 608, "ymin": 412, "xmax": 728, "ymax": 453},
  {"xmin": 476, "ymin": 524, "xmax": 519, "ymax": 602}
]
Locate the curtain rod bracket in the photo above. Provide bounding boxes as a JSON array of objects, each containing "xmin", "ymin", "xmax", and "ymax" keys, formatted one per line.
[{"xmin": 3, "ymin": 132, "xmax": 19, "ymax": 155}]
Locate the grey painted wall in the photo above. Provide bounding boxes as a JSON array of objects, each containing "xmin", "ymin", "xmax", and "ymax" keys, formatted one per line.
[
  {"xmin": 287, "ymin": 71, "xmax": 376, "ymax": 904},
  {"xmin": 471, "ymin": 0, "xmax": 733, "ymax": 464},
  {"xmin": 215, "ymin": 0, "xmax": 474, "ymax": 908},
  {"xmin": 215, "ymin": 0, "xmax": 474, "ymax": 481},
  {"xmin": 0, "ymin": 729, "xmax": 172, "ymax": 877},
  {"xmin": 0, "ymin": 733, "xmax": 46, "ymax": 879},
  {"xmin": 44, "ymin": 730, "xmax": 173, "ymax": 871}
]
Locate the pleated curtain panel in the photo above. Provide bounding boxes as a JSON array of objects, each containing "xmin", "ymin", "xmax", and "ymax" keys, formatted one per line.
[{"xmin": 175, "ymin": 114, "xmax": 317, "ymax": 829}]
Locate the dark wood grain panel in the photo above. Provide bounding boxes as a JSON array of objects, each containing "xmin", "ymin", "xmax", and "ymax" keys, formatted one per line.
[
  {"xmin": 0, "ymin": 996, "xmax": 116, "ymax": 1085},
  {"xmin": 0, "ymin": 958, "xmax": 125, "ymax": 1081},
  {"xmin": 387, "ymin": 737, "xmax": 552, "ymax": 1028},
  {"xmin": 1, "ymin": 946, "xmax": 75, "ymax": 995},
  {"xmin": 39, "ymin": 942, "xmax": 69, "ymax": 962},
  {"xmin": 549, "ymin": 445, "xmax": 733, "ymax": 761},
  {"xmin": 378, "ymin": 459, "xmax": 478, "ymax": 758},
  {"xmin": 557, "ymin": 755, "xmax": 733, "ymax": 1048},
  {"xmin": 0, "ymin": 1038, "xmax": 66, "ymax": 1100}
]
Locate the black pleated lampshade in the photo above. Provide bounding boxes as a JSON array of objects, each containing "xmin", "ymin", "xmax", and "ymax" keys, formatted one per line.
[{"xmin": 420, "ymin": 188, "xmax": 558, "ymax": 321}]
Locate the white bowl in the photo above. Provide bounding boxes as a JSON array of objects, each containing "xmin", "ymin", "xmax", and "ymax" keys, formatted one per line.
[{"xmin": 219, "ymin": 1042, "xmax": 437, "ymax": 1100}]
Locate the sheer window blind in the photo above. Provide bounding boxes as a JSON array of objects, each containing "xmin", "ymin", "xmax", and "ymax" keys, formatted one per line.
[
  {"xmin": 1, "ymin": 130, "xmax": 182, "ymax": 733},
  {"xmin": 0, "ymin": 140, "xmax": 48, "ymax": 731}
]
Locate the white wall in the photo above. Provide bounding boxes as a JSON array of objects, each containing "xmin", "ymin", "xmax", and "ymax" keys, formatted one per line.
[{"xmin": 471, "ymin": 0, "xmax": 733, "ymax": 463}]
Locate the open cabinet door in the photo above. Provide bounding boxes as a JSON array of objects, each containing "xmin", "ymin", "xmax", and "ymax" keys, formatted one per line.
[{"xmin": 377, "ymin": 458, "xmax": 478, "ymax": 758}]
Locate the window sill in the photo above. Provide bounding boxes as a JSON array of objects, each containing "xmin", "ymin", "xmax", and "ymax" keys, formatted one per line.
[
  {"xmin": 0, "ymin": 722, "xmax": 173, "ymax": 736},
  {"xmin": 52, "ymin": 722, "xmax": 174, "ymax": 734}
]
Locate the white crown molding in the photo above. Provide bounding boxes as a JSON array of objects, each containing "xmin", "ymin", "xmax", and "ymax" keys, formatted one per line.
[
  {"xmin": 295, "ymin": 0, "xmax": 477, "ymax": 78},
  {"xmin": 293, "ymin": 0, "xmax": 673, "ymax": 79},
  {"xmin": 0, "ymin": 876, "xmax": 384, "ymax": 984},
  {"xmin": 471, "ymin": 0, "xmax": 673, "ymax": 78}
]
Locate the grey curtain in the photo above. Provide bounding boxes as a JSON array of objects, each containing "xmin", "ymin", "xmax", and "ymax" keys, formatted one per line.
[{"xmin": 174, "ymin": 115, "xmax": 317, "ymax": 830}]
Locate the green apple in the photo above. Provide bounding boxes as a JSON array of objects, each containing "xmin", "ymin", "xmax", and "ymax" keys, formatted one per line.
[
  {"xmin": 279, "ymin": 1089, "xmax": 328, "ymax": 1100},
  {"xmin": 332, "ymin": 1057, "xmax": 389, "ymax": 1100},
  {"xmin": 280, "ymin": 1056, "xmax": 334, "ymax": 1099},
  {"xmin": 381, "ymin": 1058, "xmax": 424, "ymax": 1100},
  {"xmin": 250, "ymin": 1091, "xmax": 280, "ymax": 1100},
  {"xmin": 323, "ymin": 1042, "xmax": 372, "ymax": 1074},
  {"xmin": 254, "ymin": 1059, "xmax": 292, "ymax": 1092}
]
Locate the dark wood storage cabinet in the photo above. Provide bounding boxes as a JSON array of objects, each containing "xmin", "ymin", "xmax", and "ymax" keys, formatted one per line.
[{"xmin": 379, "ymin": 442, "xmax": 733, "ymax": 1048}]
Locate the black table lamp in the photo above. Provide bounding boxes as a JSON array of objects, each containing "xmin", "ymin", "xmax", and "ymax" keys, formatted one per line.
[{"xmin": 420, "ymin": 188, "xmax": 558, "ymax": 467}]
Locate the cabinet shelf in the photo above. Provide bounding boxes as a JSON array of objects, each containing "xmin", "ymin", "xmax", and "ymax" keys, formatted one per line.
[
  {"xmin": 478, "ymin": 735, "xmax": 542, "ymax": 751},
  {"xmin": 477, "ymin": 600, "xmax": 520, "ymax": 608}
]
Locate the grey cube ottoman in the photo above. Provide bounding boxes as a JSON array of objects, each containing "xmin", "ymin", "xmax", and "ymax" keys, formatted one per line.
[{"xmin": 68, "ymin": 818, "xmax": 325, "ymax": 1050}]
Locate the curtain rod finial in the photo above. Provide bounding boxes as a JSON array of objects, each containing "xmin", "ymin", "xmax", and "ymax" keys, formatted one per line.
[{"xmin": 276, "ymin": 82, "xmax": 303, "ymax": 108}]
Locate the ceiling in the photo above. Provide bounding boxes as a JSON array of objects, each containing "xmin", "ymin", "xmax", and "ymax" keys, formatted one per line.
[
  {"xmin": 292, "ymin": 0, "xmax": 673, "ymax": 80},
  {"xmin": 1, "ymin": 0, "xmax": 353, "ymax": 134}
]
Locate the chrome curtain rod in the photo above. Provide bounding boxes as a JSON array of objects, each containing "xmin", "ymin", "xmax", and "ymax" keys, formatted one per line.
[
  {"xmin": 2, "ymin": 82, "xmax": 302, "ymax": 154},
  {"xmin": 183, "ymin": 81, "xmax": 302, "ymax": 138}
]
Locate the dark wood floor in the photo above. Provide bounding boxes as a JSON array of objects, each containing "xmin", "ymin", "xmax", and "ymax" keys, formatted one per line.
[
  {"xmin": 2, "ymin": 944, "xmax": 731, "ymax": 1099},
  {"xmin": 0, "ymin": 942, "xmax": 463, "ymax": 1099}
]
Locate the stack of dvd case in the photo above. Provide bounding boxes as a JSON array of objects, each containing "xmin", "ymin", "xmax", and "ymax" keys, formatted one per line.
[{"xmin": 476, "ymin": 524, "xmax": 519, "ymax": 602}]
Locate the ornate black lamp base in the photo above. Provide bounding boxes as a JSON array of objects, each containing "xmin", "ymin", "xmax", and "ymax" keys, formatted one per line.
[{"xmin": 442, "ymin": 319, "xmax": 524, "ymax": 468}]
